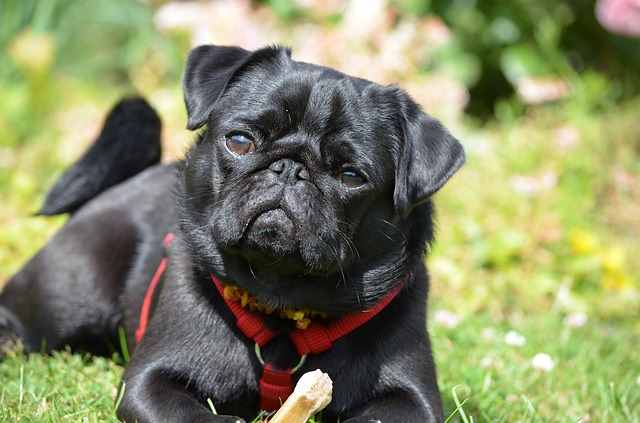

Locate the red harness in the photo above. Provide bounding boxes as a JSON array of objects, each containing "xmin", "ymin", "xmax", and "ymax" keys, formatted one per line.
[
  {"xmin": 135, "ymin": 234, "xmax": 405, "ymax": 411},
  {"xmin": 135, "ymin": 233, "xmax": 175, "ymax": 344}
]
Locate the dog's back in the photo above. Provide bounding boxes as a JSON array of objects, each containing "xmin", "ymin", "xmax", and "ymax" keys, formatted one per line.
[{"xmin": 0, "ymin": 98, "xmax": 176, "ymax": 354}]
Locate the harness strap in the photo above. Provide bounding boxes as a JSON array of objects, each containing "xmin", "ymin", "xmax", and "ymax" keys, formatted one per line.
[
  {"xmin": 210, "ymin": 273, "xmax": 405, "ymax": 411},
  {"xmin": 210, "ymin": 274, "xmax": 405, "ymax": 354},
  {"xmin": 289, "ymin": 280, "xmax": 404, "ymax": 355},
  {"xmin": 210, "ymin": 276, "xmax": 277, "ymax": 346},
  {"xmin": 135, "ymin": 233, "xmax": 175, "ymax": 344},
  {"xmin": 259, "ymin": 364, "xmax": 294, "ymax": 411}
]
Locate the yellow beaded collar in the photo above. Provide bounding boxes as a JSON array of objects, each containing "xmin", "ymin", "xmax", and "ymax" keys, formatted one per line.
[{"xmin": 221, "ymin": 284, "xmax": 328, "ymax": 330}]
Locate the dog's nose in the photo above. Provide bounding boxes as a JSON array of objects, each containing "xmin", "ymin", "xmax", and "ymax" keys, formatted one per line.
[{"xmin": 269, "ymin": 158, "xmax": 309, "ymax": 183}]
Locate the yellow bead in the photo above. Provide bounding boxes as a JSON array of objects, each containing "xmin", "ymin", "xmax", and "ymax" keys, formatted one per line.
[
  {"xmin": 296, "ymin": 319, "xmax": 311, "ymax": 330},
  {"xmin": 292, "ymin": 311, "xmax": 305, "ymax": 321},
  {"xmin": 223, "ymin": 286, "xmax": 238, "ymax": 301}
]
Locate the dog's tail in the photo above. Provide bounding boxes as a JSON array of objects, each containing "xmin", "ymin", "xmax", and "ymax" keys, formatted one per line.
[{"xmin": 37, "ymin": 97, "xmax": 162, "ymax": 216}]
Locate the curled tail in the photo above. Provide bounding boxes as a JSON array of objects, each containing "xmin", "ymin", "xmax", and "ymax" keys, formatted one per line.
[{"xmin": 37, "ymin": 97, "xmax": 162, "ymax": 215}]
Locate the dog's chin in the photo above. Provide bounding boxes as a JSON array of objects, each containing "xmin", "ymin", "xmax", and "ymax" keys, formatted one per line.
[
  {"xmin": 236, "ymin": 209, "xmax": 305, "ymax": 273},
  {"xmin": 243, "ymin": 209, "xmax": 296, "ymax": 255}
]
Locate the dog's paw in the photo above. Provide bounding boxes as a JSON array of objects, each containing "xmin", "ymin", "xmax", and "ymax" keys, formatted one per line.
[
  {"xmin": 0, "ymin": 307, "xmax": 25, "ymax": 357},
  {"xmin": 210, "ymin": 416, "xmax": 245, "ymax": 423}
]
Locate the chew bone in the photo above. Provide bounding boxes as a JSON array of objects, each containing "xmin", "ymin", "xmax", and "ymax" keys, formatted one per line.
[{"xmin": 269, "ymin": 369, "xmax": 333, "ymax": 423}]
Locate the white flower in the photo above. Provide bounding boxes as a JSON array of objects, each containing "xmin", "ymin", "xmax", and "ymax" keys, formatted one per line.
[
  {"xmin": 480, "ymin": 356, "xmax": 494, "ymax": 368},
  {"xmin": 554, "ymin": 125, "xmax": 580, "ymax": 151},
  {"xmin": 555, "ymin": 282, "xmax": 579, "ymax": 310},
  {"xmin": 481, "ymin": 328, "xmax": 496, "ymax": 340},
  {"xmin": 578, "ymin": 414, "xmax": 592, "ymax": 423},
  {"xmin": 531, "ymin": 353, "xmax": 555, "ymax": 372},
  {"xmin": 515, "ymin": 77, "xmax": 570, "ymax": 104},
  {"xmin": 564, "ymin": 312, "xmax": 588, "ymax": 328},
  {"xmin": 504, "ymin": 330, "xmax": 526, "ymax": 347},
  {"xmin": 433, "ymin": 309, "xmax": 460, "ymax": 328},
  {"xmin": 342, "ymin": 0, "xmax": 390, "ymax": 41},
  {"xmin": 509, "ymin": 171, "xmax": 557, "ymax": 197}
]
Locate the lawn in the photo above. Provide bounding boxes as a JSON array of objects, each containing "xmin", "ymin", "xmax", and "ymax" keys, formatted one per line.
[{"xmin": 1, "ymin": 1, "xmax": 639, "ymax": 422}]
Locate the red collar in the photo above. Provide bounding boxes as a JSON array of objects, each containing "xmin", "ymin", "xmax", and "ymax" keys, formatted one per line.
[
  {"xmin": 210, "ymin": 273, "xmax": 405, "ymax": 411},
  {"xmin": 134, "ymin": 233, "xmax": 406, "ymax": 411}
]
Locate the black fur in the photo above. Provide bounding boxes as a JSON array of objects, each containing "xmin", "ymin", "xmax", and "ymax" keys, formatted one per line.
[
  {"xmin": 38, "ymin": 97, "xmax": 162, "ymax": 216},
  {"xmin": 0, "ymin": 45, "xmax": 465, "ymax": 423}
]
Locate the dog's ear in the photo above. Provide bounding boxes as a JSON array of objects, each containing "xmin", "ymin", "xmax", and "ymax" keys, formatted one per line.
[
  {"xmin": 183, "ymin": 45, "xmax": 292, "ymax": 130},
  {"xmin": 393, "ymin": 96, "xmax": 465, "ymax": 217},
  {"xmin": 183, "ymin": 45, "xmax": 251, "ymax": 130}
]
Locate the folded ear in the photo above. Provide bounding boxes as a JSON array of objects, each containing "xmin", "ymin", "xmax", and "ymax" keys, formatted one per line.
[
  {"xmin": 394, "ymin": 99, "xmax": 465, "ymax": 217},
  {"xmin": 183, "ymin": 44, "xmax": 293, "ymax": 130},
  {"xmin": 183, "ymin": 45, "xmax": 252, "ymax": 130}
]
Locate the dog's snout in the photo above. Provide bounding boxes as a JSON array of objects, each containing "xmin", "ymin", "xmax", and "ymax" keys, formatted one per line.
[{"xmin": 269, "ymin": 158, "xmax": 309, "ymax": 183}]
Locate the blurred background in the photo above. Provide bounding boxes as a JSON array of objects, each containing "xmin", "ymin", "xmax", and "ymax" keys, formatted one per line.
[{"xmin": 0, "ymin": 0, "xmax": 639, "ymax": 421}]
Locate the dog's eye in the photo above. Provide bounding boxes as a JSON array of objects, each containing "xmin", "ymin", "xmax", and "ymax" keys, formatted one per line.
[
  {"xmin": 339, "ymin": 168, "xmax": 366, "ymax": 188},
  {"xmin": 225, "ymin": 132, "xmax": 256, "ymax": 156}
]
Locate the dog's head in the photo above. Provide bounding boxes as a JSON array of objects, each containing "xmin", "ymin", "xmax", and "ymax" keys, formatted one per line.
[{"xmin": 179, "ymin": 45, "xmax": 464, "ymax": 313}]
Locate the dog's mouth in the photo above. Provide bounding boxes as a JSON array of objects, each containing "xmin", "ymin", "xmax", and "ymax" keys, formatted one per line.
[
  {"xmin": 242, "ymin": 207, "xmax": 298, "ymax": 257},
  {"xmin": 216, "ymin": 194, "xmax": 343, "ymax": 277},
  {"xmin": 236, "ymin": 204, "xmax": 339, "ymax": 276}
]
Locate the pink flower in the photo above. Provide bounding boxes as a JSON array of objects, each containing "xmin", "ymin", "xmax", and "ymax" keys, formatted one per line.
[
  {"xmin": 509, "ymin": 171, "xmax": 557, "ymax": 197},
  {"xmin": 515, "ymin": 77, "xmax": 570, "ymax": 104},
  {"xmin": 554, "ymin": 126, "xmax": 581, "ymax": 151},
  {"xmin": 597, "ymin": 0, "xmax": 640, "ymax": 37},
  {"xmin": 433, "ymin": 309, "xmax": 460, "ymax": 328},
  {"xmin": 564, "ymin": 312, "xmax": 588, "ymax": 328}
]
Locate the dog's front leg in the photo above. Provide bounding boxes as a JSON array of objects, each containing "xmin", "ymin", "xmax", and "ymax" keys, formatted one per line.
[
  {"xmin": 116, "ymin": 366, "xmax": 245, "ymax": 423},
  {"xmin": 342, "ymin": 391, "xmax": 443, "ymax": 423}
]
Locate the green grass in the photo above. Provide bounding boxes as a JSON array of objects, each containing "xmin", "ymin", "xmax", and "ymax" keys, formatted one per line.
[
  {"xmin": 434, "ymin": 315, "xmax": 640, "ymax": 422},
  {"xmin": 0, "ymin": 351, "xmax": 122, "ymax": 422},
  {"xmin": 2, "ymin": 313, "xmax": 638, "ymax": 422}
]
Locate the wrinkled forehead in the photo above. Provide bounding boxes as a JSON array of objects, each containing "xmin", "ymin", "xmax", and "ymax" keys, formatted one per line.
[{"xmin": 219, "ymin": 61, "xmax": 397, "ymax": 144}]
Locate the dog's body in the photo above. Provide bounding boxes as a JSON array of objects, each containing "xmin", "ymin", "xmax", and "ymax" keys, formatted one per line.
[{"xmin": 0, "ymin": 45, "xmax": 464, "ymax": 422}]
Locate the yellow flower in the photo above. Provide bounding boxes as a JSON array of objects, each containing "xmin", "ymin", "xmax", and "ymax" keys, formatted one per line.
[
  {"xmin": 600, "ymin": 247, "xmax": 626, "ymax": 273},
  {"xmin": 9, "ymin": 29, "xmax": 55, "ymax": 74},
  {"xmin": 602, "ymin": 269, "xmax": 633, "ymax": 291},
  {"xmin": 569, "ymin": 229, "xmax": 598, "ymax": 255}
]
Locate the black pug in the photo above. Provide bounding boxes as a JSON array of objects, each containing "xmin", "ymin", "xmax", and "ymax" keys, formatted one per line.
[{"xmin": 0, "ymin": 45, "xmax": 464, "ymax": 423}]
